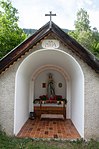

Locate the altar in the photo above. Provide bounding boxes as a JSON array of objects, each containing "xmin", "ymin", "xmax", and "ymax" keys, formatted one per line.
[
  {"xmin": 33, "ymin": 73, "xmax": 67, "ymax": 119},
  {"xmin": 34, "ymin": 104, "xmax": 66, "ymax": 119},
  {"xmin": 34, "ymin": 97, "xmax": 66, "ymax": 119}
]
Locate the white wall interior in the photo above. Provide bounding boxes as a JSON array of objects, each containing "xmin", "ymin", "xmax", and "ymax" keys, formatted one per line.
[
  {"xmin": 14, "ymin": 73, "xmax": 29, "ymax": 135},
  {"xmin": 14, "ymin": 48, "xmax": 84, "ymax": 137},
  {"xmin": 71, "ymin": 61, "xmax": 84, "ymax": 137},
  {"xmin": 34, "ymin": 69, "xmax": 66, "ymax": 99},
  {"xmin": 29, "ymin": 65, "xmax": 69, "ymax": 117}
]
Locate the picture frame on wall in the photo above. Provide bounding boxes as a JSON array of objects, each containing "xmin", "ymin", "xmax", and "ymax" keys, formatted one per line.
[
  {"xmin": 42, "ymin": 83, "xmax": 46, "ymax": 88},
  {"xmin": 58, "ymin": 82, "xmax": 62, "ymax": 88}
]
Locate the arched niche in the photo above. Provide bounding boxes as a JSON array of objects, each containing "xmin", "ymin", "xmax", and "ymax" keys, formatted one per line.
[{"xmin": 14, "ymin": 49, "xmax": 84, "ymax": 138}]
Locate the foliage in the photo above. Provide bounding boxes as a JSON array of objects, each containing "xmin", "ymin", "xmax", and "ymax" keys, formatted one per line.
[
  {"xmin": 75, "ymin": 8, "xmax": 91, "ymax": 32},
  {"xmin": 69, "ymin": 8, "xmax": 99, "ymax": 58},
  {"xmin": 0, "ymin": 0, "xmax": 27, "ymax": 59},
  {"xmin": 0, "ymin": 131, "xmax": 99, "ymax": 149}
]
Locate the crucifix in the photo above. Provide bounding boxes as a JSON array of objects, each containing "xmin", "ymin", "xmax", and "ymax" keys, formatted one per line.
[{"xmin": 45, "ymin": 11, "xmax": 56, "ymax": 28}]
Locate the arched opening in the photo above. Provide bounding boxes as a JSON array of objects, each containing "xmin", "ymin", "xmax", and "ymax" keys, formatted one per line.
[
  {"xmin": 29, "ymin": 65, "xmax": 70, "ymax": 118},
  {"xmin": 14, "ymin": 49, "xmax": 84, "ymax": 137}
]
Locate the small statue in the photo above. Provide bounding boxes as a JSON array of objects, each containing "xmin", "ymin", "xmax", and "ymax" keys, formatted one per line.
[{"xmin": 47, "ymin": 73, "xmax": 55, "ymax": 100}]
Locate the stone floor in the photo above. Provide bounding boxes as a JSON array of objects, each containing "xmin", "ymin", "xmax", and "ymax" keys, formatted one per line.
[{"xmin": 17, "ymin": 118, "xmax": 81, "ymax": 139}]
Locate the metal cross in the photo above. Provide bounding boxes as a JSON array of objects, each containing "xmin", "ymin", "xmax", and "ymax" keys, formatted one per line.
[{"xmin": 45, "ymin": 11, "xmax": 56, "ymax": 28}]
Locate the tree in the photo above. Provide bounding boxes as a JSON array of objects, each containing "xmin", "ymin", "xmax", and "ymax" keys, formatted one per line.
[
  {"xmin": 69, "ymin": 8, "xmax": 99, "ymax": 58},
  {"xmin": 91, "ymin": 28, "xmax": 99, "ymax": 57},
  {"xmin": 0, "ymin": 0, "xmax": 27, "ymax": 59},
  {"xmin": 75, "ymin": 8, "xmax": 91, "ymax": 32}
]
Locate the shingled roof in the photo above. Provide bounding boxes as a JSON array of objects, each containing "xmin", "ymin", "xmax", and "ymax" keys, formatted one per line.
[{"xmin": 0, "ymin": 21, "xmax": 99, "ymax": 74}]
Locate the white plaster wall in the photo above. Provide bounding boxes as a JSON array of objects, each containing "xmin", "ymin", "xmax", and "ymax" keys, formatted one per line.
[
  {"xmin": 84, "ymin": 65, "xmax": 99, "ymax": 139},
  {"xmin": 59, "ymin": 40, "xmax": 99, "ymax": 139},
  {"xmin": 0, "ymin": 59, "xmax": 23, "ymax": 135},
  {"xmin": 0, "ymin": 34, "xmax": 98, "ymax": 139},
  {"xmin": 14, "ymin": 73, "xmax": 29, "ymax": 135},
  {"xmin": 14, "ymin": 49, "xmax": 84, "ymax": 137},
  {"xmin": 29, "ymin": 81, "xmax": 34, "ymax": 112},
  {"xmin": 0, "ymin": 43, "xmax": 42, "ymax": 135},
  {"xmin": 34, "ymin": 70, "xmax": 66, "ymax": 99},
  {"xmin": 71, "ymin": 74, "xmax": 84, "ymax": 137},
  {"xmin": 0, "ymin": 68, "xmax": 15, "ymax": 135}
]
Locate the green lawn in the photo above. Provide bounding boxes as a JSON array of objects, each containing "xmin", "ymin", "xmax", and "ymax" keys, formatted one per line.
[{"xmin": 0, "ymin": 131, "xmax": 99, "ymax": 149}]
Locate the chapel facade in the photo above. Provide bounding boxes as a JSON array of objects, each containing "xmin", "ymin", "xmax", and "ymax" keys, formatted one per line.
[{"xmin": 0, "ymin": 21, "xmax": 99, "ymax": 139}]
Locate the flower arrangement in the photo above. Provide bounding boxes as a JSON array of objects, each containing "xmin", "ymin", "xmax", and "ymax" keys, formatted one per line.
[
  {"xmin": 39, "ymin": 95, "xmax": 48, "ymax": 101},
  {"xmin": 33, "ymin": 95, "xmax": 67, "ymax": 104}
]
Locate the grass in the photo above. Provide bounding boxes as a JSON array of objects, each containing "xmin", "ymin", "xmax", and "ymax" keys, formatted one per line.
[{"xmin": 0, "ymin": 131, "xmax": 99, "ymax": 149}]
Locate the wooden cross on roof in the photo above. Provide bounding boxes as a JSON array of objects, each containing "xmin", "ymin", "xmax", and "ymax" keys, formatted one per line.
[{"xmin": 45, "ymin": 11, "xmax": 56, "ymax": 28}]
